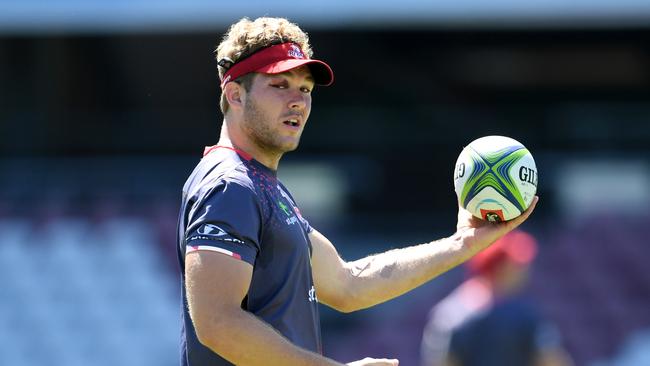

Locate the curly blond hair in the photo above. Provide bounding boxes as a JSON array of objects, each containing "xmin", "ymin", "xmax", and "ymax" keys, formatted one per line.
[{"xmin": 215, "ymin": 17, "xmax": 313, "ymax": 114}]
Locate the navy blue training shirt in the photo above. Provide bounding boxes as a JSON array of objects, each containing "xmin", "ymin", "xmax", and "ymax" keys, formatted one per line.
[
  {"xmin": 177, "ymin": 146, "xmax": 321, "ymax": 366},
  {"xmin": 449, "ymin": 297, "xmax": 548, "ymax": 366}
]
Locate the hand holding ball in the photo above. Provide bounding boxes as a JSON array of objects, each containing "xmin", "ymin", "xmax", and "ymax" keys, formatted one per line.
[{"xmin": 454, "ymin": 136, "xmax": 537, "ymax": 222}]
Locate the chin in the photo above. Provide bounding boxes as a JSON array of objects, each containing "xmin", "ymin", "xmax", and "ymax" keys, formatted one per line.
[
  {"xmin": 278, "ymin": 138, "xmax": 301, "ymax": 153},
  {"xmin": 282, "ymin": 143, "xmax": 300, "ymax": 153}
]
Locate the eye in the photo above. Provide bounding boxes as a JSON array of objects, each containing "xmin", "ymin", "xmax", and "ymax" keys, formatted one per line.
[
  {"xmin": 300, "ymin": 87, "xmax": 312, "ymax": 93},
  {"xmin": 269, "ymin": 78, "xmax": 289, "ymax": 89}
]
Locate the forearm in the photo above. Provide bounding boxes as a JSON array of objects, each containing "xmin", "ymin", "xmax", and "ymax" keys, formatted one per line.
[
  {"xmin": 197, "ymin": 307, "xmax": 343, "ymax": 366},
  {"xmin": 344, "ymin": 232, "xmax": 481, "ymax": 311}
]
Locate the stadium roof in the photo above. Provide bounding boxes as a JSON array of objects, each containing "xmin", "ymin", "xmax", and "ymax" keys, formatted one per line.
[{"xmin": 1, "ymin": 0, "xmax": 650, "ymax": 34}]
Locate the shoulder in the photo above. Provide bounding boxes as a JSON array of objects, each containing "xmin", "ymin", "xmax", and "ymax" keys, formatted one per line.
[
  {"xmin": 185, "ymin": 149, "xmax": 258, "ymax": 198},
  {"xmin": 427, "ymin": 279, "xmax": 493, "ymax": 332}
]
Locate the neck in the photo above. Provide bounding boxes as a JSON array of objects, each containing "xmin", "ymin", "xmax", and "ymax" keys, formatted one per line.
[
  {"xmin": 218, "ymin": 119, "xmax": 282, "ymax": 170},
  {"xmin": 477, "ymin": 272, "xmax": 523, "ymax": 299}
]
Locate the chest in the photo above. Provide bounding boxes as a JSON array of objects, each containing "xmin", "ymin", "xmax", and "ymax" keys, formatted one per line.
[{"xmin": 256, "ymin": 183, "xmax": 312, "ymax": 267}]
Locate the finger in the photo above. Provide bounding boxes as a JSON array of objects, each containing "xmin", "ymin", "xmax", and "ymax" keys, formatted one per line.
[
  {"xmin": 506, "ymin": 195, "xmax": 539, "ymax": 230},
  {"xmin": 371, "ymin": 358, "xmax": 399, "ymax": 365}
]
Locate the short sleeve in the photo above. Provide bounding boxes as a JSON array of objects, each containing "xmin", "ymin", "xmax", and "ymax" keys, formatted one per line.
[
  {"xmin": 185, "ymin": 181, "xmax": 262, "ymax": 265},
  {"xmin": 296, "ymin": 207, "xmax": 313, "ymax": 234}
]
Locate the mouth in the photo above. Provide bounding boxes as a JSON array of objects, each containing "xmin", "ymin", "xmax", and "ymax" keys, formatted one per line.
[{"xmin": 282, "ymin": 117, "xmax": 302, "ymax": 128}]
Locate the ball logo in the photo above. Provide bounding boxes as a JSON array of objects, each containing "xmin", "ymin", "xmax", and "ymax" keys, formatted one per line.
[
  {"xmin": 454, "ymin": 163, "xmax": 465, "ymax": 180},
  {"xmin": 288, "ymin": 44, "xmax": 305, "ymax": 59},
  {"xmin": 519, "ymin": 166, "xmax": 538, "ymax": 187},
  {"xmin": 480, "ymin": 209, "xmax": 505, "ymax": 222}
]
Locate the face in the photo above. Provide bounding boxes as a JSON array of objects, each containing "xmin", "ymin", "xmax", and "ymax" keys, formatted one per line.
[{"xmin": 240, "ymin": 65, "xmax": 314, "ymax": 156}]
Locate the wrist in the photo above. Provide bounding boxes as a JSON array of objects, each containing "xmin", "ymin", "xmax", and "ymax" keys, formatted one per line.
[
  {"xmin": 448, "ymin": 228, "xmax": 490, "ymax": 259},
  {"xmin": 446, "ymin": 231, "xmax": 466, "ymax": 251}
]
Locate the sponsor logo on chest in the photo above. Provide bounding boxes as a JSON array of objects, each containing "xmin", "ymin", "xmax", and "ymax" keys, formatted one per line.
[
  {"xmin": 277, "ymin": 185, "xmax": 301, "ymax": 226},
  {"xmin": 278, "ymin": 199, "xmax": 299, "ymax": 225}
]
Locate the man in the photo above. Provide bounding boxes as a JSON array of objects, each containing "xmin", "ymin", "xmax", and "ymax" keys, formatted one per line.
[
  {"xmin": 420, "ymin": 230, "xmax": 572, "ymax": 366},
  {"xmin": 177, "ymin": 17, "xmax": 538, "ymax": 366}
]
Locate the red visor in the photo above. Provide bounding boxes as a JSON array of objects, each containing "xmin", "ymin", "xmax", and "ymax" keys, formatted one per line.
[
  {"xmin": 467, "ymin": 230, "xmax": 538, "ymax": 277},
  {"xmin": 220, "ymin": 43, "xmax": 334, "ymax": 88}
]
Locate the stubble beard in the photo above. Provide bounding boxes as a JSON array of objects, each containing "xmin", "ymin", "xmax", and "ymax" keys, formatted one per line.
[{"xmin": 242, "ymin": 97, "xmax": 301, "ymax": 157}]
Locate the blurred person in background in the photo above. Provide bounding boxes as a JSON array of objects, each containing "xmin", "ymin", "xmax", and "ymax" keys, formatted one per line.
[
  {"xmin": 177, "ymin": 16, "xmax": 538, "ymax": 366},
  {"xmin": 420, "ymin": 230, "xmax": 572, "ymax": 366}
]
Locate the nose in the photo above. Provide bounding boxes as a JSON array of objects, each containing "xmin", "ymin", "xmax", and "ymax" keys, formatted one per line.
[{"xmin": 288, "ymin": 91, "xmax": 309, "ymax": 111}]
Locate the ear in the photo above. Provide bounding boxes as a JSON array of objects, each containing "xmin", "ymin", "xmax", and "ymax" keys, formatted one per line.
[{"xmin": 223, "ymin": 82, "xmax": 244, "ymax": 110}]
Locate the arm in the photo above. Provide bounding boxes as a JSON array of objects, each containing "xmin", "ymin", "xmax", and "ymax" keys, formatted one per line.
[
  {"xmin": 185, "ymin": 251, "xmax": 342, "ymax": 365},
  {"xmin": 185, "ymin": 251, "xmax": 398, "ymax": 366},
  {"xmin": 311, "ymin": 197, "xmax": 538, "ymax": 312}
]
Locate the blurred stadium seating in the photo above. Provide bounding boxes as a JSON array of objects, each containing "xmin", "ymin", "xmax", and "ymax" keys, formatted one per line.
[{"xmin": 0, "ymin": 216, "xmax": 178, "ymax": 366}]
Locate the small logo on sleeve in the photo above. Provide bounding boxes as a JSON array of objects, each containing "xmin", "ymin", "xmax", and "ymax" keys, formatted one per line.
[
  {"xmin": 197, "ymin": 224, "xmax": 228, "ymax": 237},
  {"xmin": 188, "ymin": 224, "xmax": 246, "ymax": 245}
]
